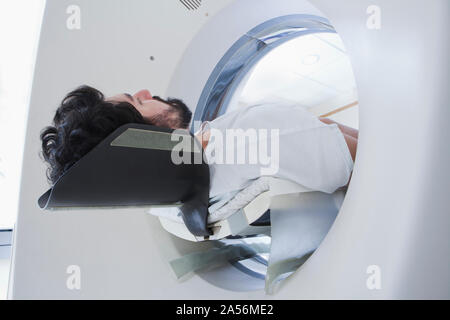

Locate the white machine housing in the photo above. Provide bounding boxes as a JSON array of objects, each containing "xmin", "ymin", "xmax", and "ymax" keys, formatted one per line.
[{"xmin": 8, "ymin": 0, "xmax": 450, "ymax": 299}]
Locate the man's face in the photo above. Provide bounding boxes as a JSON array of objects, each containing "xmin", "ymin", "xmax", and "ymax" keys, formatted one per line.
[{"xmin": 108, "ymin": 89, "xmax": 191, "ymax": 129}]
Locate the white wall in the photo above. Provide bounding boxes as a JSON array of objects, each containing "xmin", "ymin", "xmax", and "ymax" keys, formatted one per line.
[
  {"xmin": 329, "ymin": 105, "xmax": 359, "ymax": 129},
  {"xmin": 0, "ymin": 0, "xmax": 46, "ymax": 228},
  {"xmin": 0, "ymin": 258, "xmax": 11, "ymax": 300},
  {"xmin": 9, "ymin": 0, "xmax": 450, "ymax": 299}
]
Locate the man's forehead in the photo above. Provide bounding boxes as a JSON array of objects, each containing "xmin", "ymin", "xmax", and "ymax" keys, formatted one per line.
[
  {"xmin": 122, "ymin": 93, "xmax": 134, "ymax": 103},
  {"xmin": 108, "ymin": 93, "xmax": 132, "ymax": 102}
]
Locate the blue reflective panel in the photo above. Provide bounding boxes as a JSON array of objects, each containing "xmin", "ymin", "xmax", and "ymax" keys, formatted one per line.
[{"xmin": 193, "ymin": 14, "xmax": 336, "ymax": 130}]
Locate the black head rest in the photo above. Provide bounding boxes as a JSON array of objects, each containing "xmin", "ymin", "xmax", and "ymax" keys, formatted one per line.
[{"xmin": 38, "ymin": 123, "xmax": 212, "ymax": 237}]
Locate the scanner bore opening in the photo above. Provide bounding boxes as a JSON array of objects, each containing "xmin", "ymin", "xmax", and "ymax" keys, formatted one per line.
[{"xmin": 191, "ymin": 14, "xmax": 359, "ymax": 292}]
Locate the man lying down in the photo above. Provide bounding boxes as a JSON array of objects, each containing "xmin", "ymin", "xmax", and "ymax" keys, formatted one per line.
[{"xmin": 41, "ymin": 86, "xmax": 358, "ymax": 225}]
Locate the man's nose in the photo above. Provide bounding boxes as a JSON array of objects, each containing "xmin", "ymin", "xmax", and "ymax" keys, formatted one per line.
[{"xmin": 134, "ymin": 89, "xmax": 153, "ymax": 101}]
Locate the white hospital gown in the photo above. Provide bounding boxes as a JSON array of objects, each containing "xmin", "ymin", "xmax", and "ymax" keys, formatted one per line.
[
  {"xmin": 204, "ymin": 102, "xmax": 354, "ymax": 215},
  {"xmin": 150, "ymin": 102, "xmax": 354, "ymax": 223}
]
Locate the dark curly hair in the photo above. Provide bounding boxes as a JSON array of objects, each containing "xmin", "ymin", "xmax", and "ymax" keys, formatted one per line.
[{"xmin": 41, "ymin": 85, "xmax": 151, "ymax": 184}]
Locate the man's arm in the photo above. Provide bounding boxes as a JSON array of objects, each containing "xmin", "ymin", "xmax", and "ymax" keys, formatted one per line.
[
  {"xmin": 319, "ymin": 117, "xmax": 359, "ymax": 139},
  {"xmin": 316, "ymin": 117, "xmax": 357, "ymax": 186},
  {"xmin": 319, "ymin": 117, "xmax": 358, "ymax": 161},
  {"xmin": 342, "ymin": 133, "xmax": 357, "ymax": 162}
]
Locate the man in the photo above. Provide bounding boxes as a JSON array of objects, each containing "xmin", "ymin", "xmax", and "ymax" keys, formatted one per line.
[
  {"xmin": 41, "ymin": 86, "xmax": 192, "ymax": 183},
  {"xmin": 41, "ymin": 85, "xmax": 357, "ymax": 213}
]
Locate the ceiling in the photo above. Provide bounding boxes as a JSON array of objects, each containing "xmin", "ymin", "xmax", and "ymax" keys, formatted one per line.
[{"xmin": 235, "ymin": 32, "xmax": 359, "ymax": 117}]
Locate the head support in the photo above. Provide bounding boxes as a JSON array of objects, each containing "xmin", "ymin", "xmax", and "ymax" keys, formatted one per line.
[{"xmin": 38, "ymin": 123, "xmax": 212, "ymax": 237}]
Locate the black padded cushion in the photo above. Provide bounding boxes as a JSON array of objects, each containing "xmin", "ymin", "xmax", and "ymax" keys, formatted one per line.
[{"xmin": 38, "ymin": 123, "xmax": 212, "ymax": 237}]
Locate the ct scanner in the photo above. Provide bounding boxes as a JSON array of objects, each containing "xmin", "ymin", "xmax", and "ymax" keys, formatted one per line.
[{"xmin": 8, "ymin": 0, "xmax": 450, "ymax": 299}]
